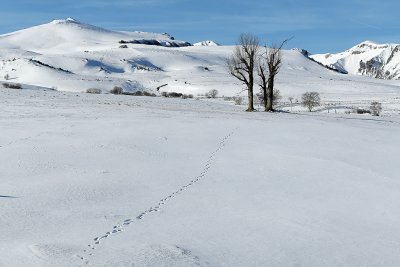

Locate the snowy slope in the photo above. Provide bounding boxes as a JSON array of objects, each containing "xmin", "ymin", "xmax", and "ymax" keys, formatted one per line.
[
  {"xmin": 0, "ymin": 19, "xmax": 399, "ymax": 110},
  {"xmin": 311, "ymin": 41, "xmax": 400, "ymax": 79},
  {"xmin": 193, "ymin": 40, "xmax": 220, "ymax": 46},
  {"xmin": 1, "ymin": 89, "xmax": 400, "ymax": 266}
]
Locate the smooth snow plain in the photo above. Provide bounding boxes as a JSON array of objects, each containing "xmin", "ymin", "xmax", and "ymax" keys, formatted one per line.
[{"xmin": 1, "ymin": 88, "xmax": 400, "ymax": 267}]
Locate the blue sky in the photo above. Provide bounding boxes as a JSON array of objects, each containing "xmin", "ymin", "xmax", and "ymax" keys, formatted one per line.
[{"xmin": 1, "ymin": 0, "xmax": 399, "ymax": 53}]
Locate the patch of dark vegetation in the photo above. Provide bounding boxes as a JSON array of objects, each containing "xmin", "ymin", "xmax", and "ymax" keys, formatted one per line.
[
  {"xmin": 307, "ymin": 57, "xmax": 348, "ymax": 74},
  {"xmin": 110, "ymin": 86, "xmax": 123, "ymax": 95},
  {"xmin": 122, "ymin": 91, "xmax": 156, "ymax": 97},
  {"xmin": 29, "ymin": 59, "xmax": 74, "ymax": 74},
  {"xmin": 355, "ymin": 108, "xmax": 371, "ymax": 114},
  {"xmin": 2, "ymin": 82, "xmax": 22, "ymax": 89},
  {"xmin": 119, "ymin": 39, "xmax": 191, "ymax": 47},
  {"xmin": 161, "ymin": 91, "xmax": 193, "ymax": 99},
  {"xmin": 297, "ymin": 50, "xmax": 347, "ymax": 74},
  {"xmin": 86, "ymin": 88, "xmax": 102, "ymax": 94},
  {"xmin": 182, "ymin": 94, "xmax": 194, "ymax": 99}
]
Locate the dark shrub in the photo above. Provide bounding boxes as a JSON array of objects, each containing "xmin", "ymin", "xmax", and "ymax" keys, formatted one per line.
[
  {"xmin": 168, "ymin": 92, "xmax": 183, "ymax": 98},
  {"xmin": 206, "ymin": 89, "xmax": 218, "ymax": 98},
  {"xmin": 143, "ymin": 91, "xmax": 156, "ymax": 97},
  {"xmin": 110, "ymin": 86, "xmax": 123, "ymax": 95},
  {"xmin": 86, "ymin": 88, "xmax": 102, "ymax": 94},
  {"xmin": 356, "ymin": 108, "xmax": 371, "ymax": 114},
  {"xmin": 2, "ymin": 83, "xmax": 22, "ymax": 89}
]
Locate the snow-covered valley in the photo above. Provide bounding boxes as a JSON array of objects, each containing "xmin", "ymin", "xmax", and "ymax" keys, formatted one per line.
[{"xmin": 1, "ymin": 18, "xmax": 400, "ymax": 267}]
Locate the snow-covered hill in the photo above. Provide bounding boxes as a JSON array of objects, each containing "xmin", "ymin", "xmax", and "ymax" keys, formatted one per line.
[
  {"xmin": 0, "ymin": 19, "xmax": 399, "ymax": 109},
  {"xmin": 311, "ymin": 41, "xmax": 400, "ymax": 80}
]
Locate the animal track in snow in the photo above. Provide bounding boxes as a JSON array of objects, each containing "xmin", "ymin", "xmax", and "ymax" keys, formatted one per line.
[{"xmin": 79, "ymin": 129, "xmax": 236, "ymax": 264}]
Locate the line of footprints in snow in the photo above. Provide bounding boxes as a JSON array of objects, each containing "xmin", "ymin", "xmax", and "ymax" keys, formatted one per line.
[{"xmin": 78, "ymin": 129, "xmax": 236, "ymax": 265}]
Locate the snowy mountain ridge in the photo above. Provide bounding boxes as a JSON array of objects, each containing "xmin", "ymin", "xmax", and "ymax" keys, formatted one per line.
[
  {"xmin": 193, "ymin": 40, "xmax": 220, "ymax": 46},
  {"xmin": 0, "ymin": 18, "xmax": 399, "ymax": 109},
  {"xmin": 311, "ymin": 41, "xmax": 400, "ymax": 80}
]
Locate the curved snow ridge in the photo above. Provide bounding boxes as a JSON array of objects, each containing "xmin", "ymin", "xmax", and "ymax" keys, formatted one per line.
[
  {"xmin": 78, "ymin": 128, "xmax": 237, "ymax": 265},
  {"xmin": 193, "ymin": 40, "xmax": 220, "ymax": 47},
  {"xmin": 48, "ymin": 17, "xmax": 116, "ymax": 34}
]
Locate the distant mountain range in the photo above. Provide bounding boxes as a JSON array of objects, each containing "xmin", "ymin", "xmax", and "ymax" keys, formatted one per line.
[
  {"xmin": 0, "ymin": 18, "xmax": 399, "ymax": 97},
  {"xmin": 311, "ymin": 41, "xmax": 400, "ymax": 80}
]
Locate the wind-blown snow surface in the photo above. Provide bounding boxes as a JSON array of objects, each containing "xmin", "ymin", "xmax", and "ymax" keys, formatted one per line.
[
  {"xmin": 0, "ymin": 19, "xmax": 400, "ymax": 111},
  {"xmin": 1, "ymin": 89, "xmax": 400, "ymax": 266}
]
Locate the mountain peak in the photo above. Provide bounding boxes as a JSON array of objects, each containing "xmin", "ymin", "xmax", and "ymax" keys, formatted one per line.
[
  {"xmin": 311, "ymin": 41, "xmax": 400, "ymax": 80},
  {"xmin": 50, "ymin": 17, "xmax": 80, "ymax": 25}
]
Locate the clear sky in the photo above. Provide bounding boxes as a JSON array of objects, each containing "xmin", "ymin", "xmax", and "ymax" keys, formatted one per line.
[{"xmin": 1, "ymin": 0, "xmax": 399, "ymax": 53}]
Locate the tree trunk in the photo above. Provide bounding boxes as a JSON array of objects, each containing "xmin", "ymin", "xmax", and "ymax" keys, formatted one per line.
[
  {"xmin": 265, "ymin": 76, "xmax": 274, "ymax": 111},
  {"xmin": 246, "ymin": 73, "xmax": 255, "ymax": 111},
  {"xmin": 246, "ymin": 85, "xmax": 255, "ymax": 111},
  {"xmin": 262, "ymin": 86, "xmax": 268, "ymax": 111}
]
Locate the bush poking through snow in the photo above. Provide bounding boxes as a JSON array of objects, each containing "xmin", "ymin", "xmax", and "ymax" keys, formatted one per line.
[
  {"xmin": 257, "ymin": 89, "xmax": 282, "ymax": 106},
  {"xmin": 182, "ymin": 94, "xmax": 194, "ymax": 99},
  {"xmin": 110, "ymin": 86, "xmax": 123, "ymax": 95},
  {"xmin": 134, "ymin": 91, "xmax": 144, "ymax": 96},
  {"xmin": 355, "ymin": 108, "xmax": 371, "ymax": 114},
  {"xmin": 302, "ymin": 92, "xmax": 321, "ymax": 112},
  {"xmin": 167, "ymin": 92, "xmax": 183, "ymax": 98},
  {"xmin": 86, "ymin": 88, "xmax": 102, "ymax": 94},
  {"xmin": 370, "ymin": 101, "xmax": 382, "ymax": 116},
  {"xmin": 143, "ymin": 91, "xmax": 157, "ymax": 97},
  {"xmin": 161, "ymin": 91, "xmax": 191, "ymax": 98},
  {"xmin": 2, "ymin": 83, "xmax": 22, "ymax": 89},
  {"xmin": 206, "ymin": 89, "xmax": 218, "ymax": 98},
  {"xmin": 234, "ymin": 97, "xmax": 243, "ymax": 105},
  {"xmin": 4, "ymin": 74, "xmax": 10, "ymax": 80}
]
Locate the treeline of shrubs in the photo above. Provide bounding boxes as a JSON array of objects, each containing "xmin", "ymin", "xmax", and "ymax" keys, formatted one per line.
[
  {"xmin": 2, "ymin": 82, "xmax": 22, "ymax": 89},
  {"xmin": 161, "ymin": 91, "xmax": 193, "ymax": 99},
  {"xmin": 87, "ymin": 86, "xmax": 195, "ymax": 99}
]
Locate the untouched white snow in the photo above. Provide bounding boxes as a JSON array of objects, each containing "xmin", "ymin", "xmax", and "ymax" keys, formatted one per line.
[{"xmin": 1, "ymin": 88, "xmax": 400, "ymax": 266}]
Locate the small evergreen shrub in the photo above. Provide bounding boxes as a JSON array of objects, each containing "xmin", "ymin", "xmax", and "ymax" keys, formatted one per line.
[
  {"xmin": 110, "ymin": 86, "xmax": 123, "ymax": 95},
  {"xmin": 86, "ymin": 88, "xmax": 102, "ymax": 94}
]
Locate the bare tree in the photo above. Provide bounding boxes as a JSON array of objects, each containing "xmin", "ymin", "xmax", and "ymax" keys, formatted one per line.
[
  {"xmin": 206, "ymin": 89, "xmax": 218, "ymax": 98},
  {"xmin": 228, "ymin": 33, "xmax": 260, "ymax": 111},
  {"xmin": 370, "ymin": 101, "xmax": 382, "ymax": 116},
  {"xmin": 302, "ymin": 92, "xmax": 321, "ymax": 112},
  {"xmin": 258, "ymin": 39, "xmax": 289, "ymax": 112}
]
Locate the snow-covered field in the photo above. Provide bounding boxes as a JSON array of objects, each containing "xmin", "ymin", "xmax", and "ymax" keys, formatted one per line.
[
  {"xmin": 1, "ymin": 88, "xmax": 400, "ymax": 267},
  {"xmin": 1, "ymin": 18, "xmax": 400, "ymax": 267}
]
